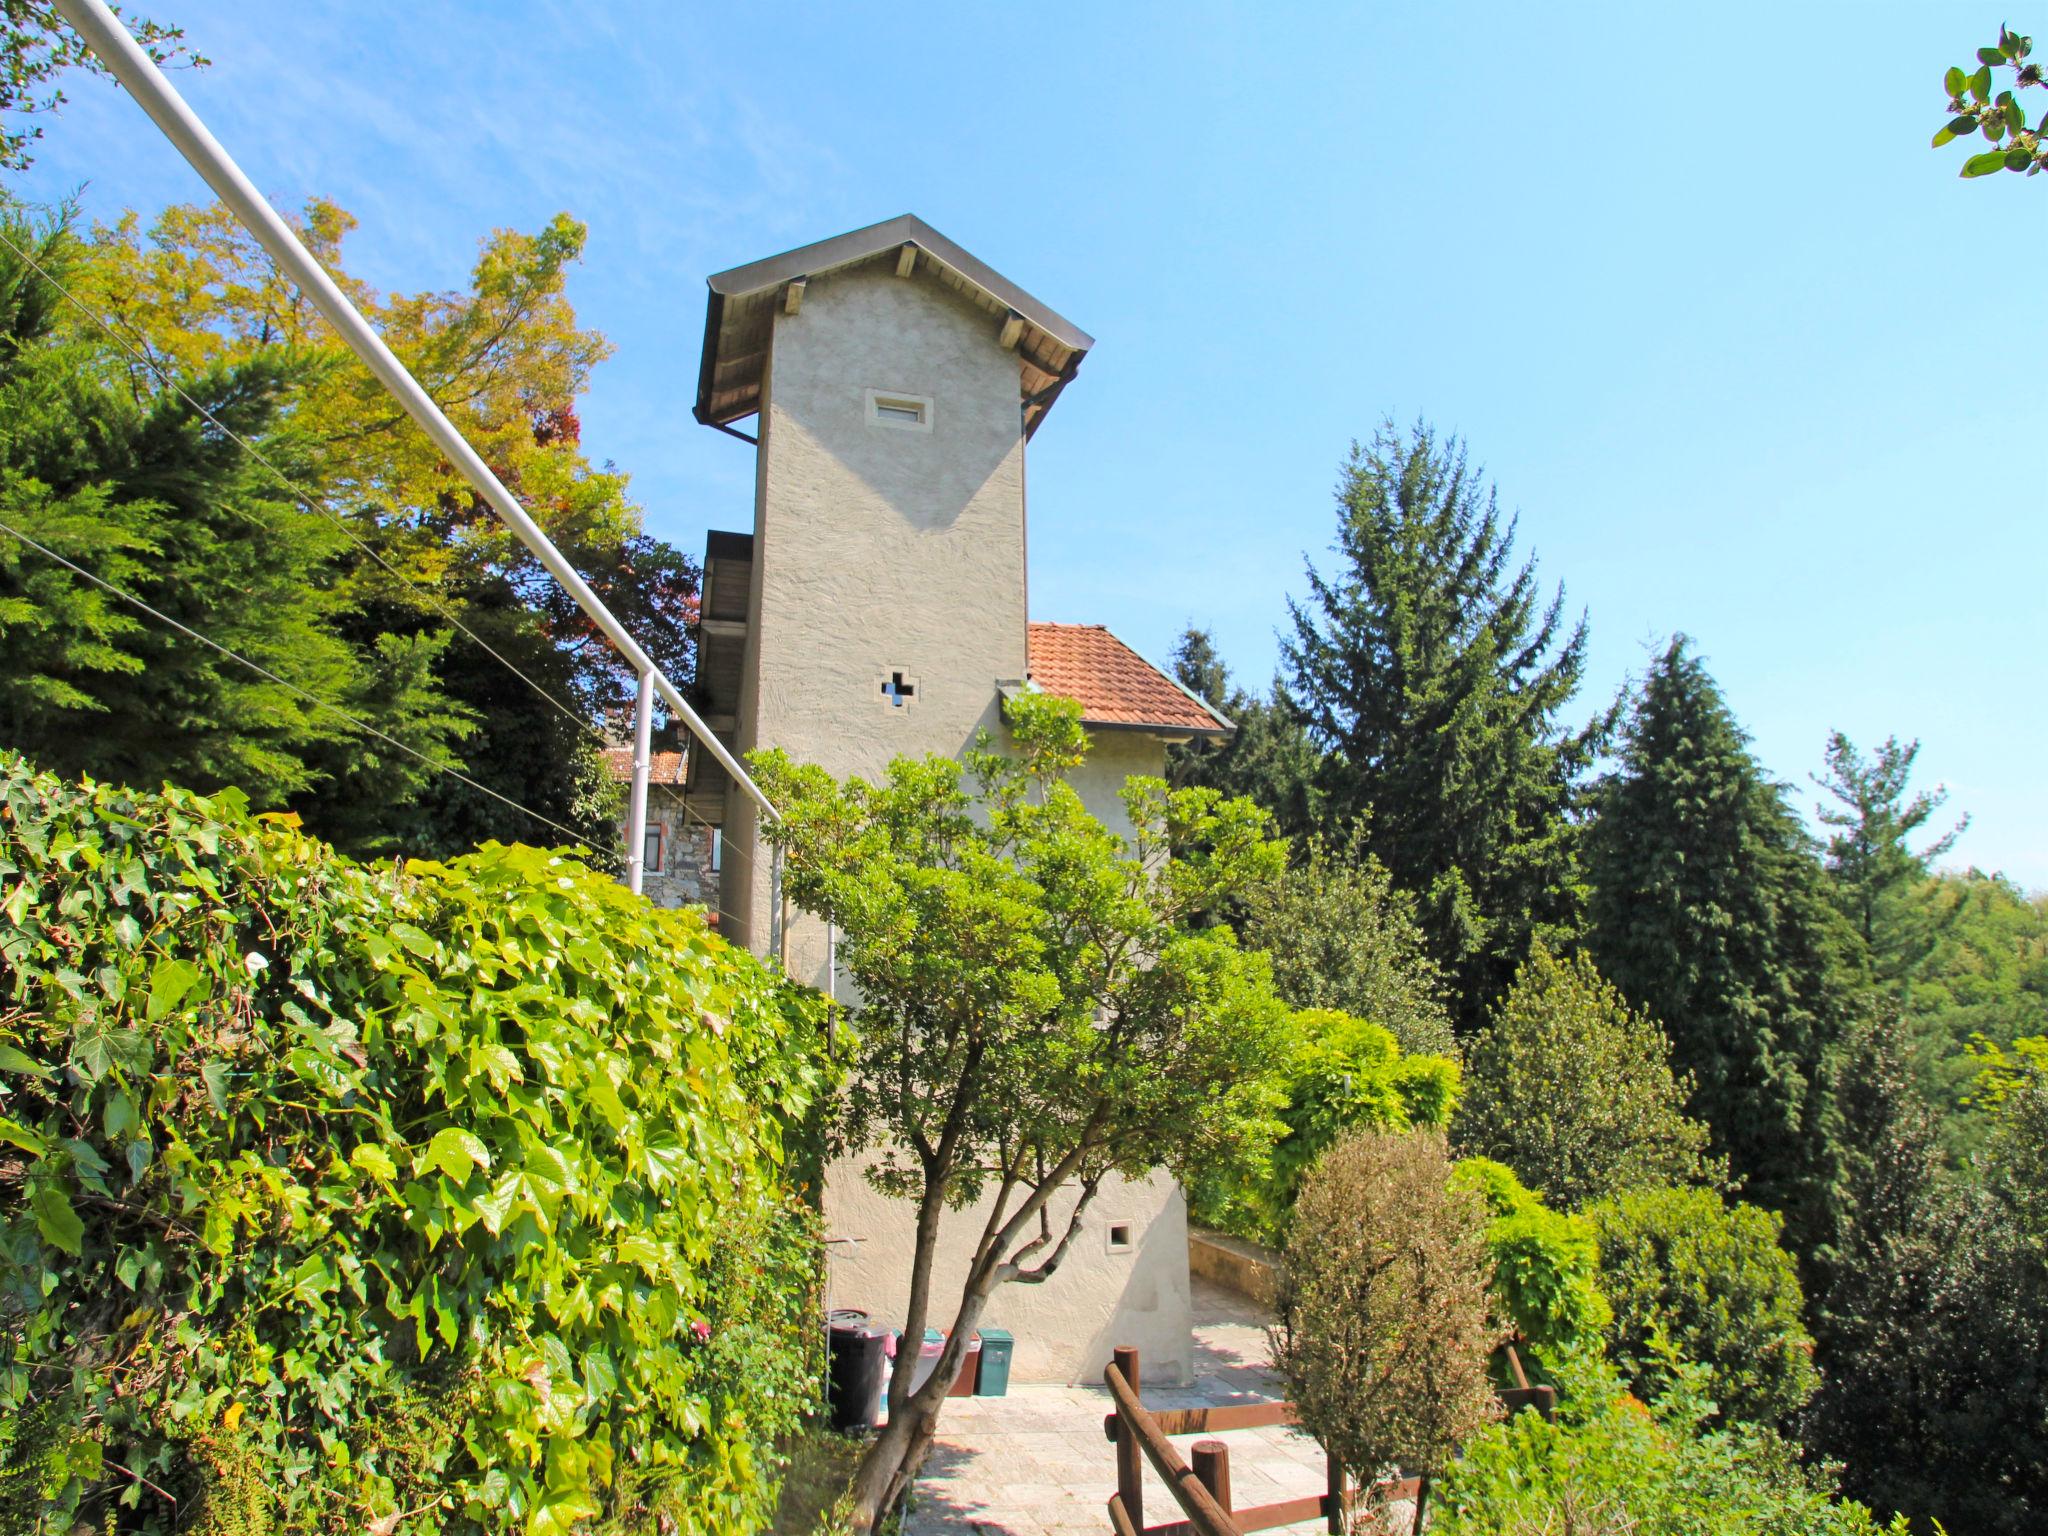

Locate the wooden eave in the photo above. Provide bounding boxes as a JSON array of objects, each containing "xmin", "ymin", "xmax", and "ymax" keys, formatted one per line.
[{"xmin": 693, "ymin": 214, "xmax": 1094, "ymax": 440}]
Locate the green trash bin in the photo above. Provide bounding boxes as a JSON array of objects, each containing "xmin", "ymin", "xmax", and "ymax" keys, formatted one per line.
[{"xmin": 976, "ymin": 1328, "xmax": 1013, "ymax": 1396}]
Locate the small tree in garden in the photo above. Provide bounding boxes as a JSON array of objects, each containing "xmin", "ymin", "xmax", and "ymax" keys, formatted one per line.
[
  {"xmin": 1273, "ymin": 1129, "xmax": 1501, "ymax": 1527},
  {"xmin": 751, "ymin": 692, "xmax": 1293, "ymax": 1531},
  {"xmin": 1455, "ymin": 945, "xmax": 1721, "ymax": 1209}
]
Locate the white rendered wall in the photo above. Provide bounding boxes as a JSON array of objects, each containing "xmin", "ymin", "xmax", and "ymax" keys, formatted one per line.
[{"xmin": 823, "ymin": 1160, "xmax": 1195, "ymax": 1387}]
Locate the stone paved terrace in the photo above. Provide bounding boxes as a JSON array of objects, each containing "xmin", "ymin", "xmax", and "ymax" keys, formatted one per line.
[{"xmin": 903, "ymin": 1275, "xmax": 1330, "ymax": 1536}]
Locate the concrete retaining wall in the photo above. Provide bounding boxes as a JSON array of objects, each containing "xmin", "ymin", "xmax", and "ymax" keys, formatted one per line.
[{"xmin": 1188, "ymin": 1228, "xmax": 1281, "ymax": 1309}]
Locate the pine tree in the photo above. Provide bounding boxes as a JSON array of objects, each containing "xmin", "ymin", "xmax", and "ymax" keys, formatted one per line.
[
  {"xmin": 1283, "ymin": 422, "xmax": 1595, "ymax": 1028},
  {"xmin": 1166, "ymin": 626, "xmax": 1321, "ymax": 840},
  {"xmin": 1583, "ymin": 637, "xmax": 1849, "ymax": 1244}
]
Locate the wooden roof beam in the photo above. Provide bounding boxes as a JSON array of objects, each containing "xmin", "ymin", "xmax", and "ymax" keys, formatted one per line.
[
  {"xmin": 783, "ymin": 277, "xmax": 806, "ymax": 315},
  {"xmin": 998, "ymin": 310, "xmax": 1024, "ymax": 350},
  {"xmin": 895, "ymin": 243, "xmax": 917, "ymax": 278}
]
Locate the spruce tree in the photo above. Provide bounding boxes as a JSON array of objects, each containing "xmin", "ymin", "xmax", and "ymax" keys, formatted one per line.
[
  {"xmin": 1583, "ymin": 637, "xmax": 1848, "ymax": 1243},
  {"xmin": 1283, "ymin": 422, "xmax": 1594, "ymax": 1027}
]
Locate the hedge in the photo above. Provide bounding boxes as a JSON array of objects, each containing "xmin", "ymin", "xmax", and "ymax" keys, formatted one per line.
[{"xmin": 0, "ymin": 753, "xmax": 827, "ymax": 1535}]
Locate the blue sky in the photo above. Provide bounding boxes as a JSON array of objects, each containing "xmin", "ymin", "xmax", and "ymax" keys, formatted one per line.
[{"xmin": 16, "ymin": 2, "xmax": 2043, "ymax": 884}]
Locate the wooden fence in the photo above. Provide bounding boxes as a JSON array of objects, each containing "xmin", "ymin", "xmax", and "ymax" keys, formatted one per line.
[{"xmin": 1100, "ymin": 1344, "xmax": 1554, "ymax": 1536}]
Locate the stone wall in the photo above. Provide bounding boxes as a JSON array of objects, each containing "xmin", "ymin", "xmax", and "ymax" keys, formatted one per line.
[{"xmin": 631, "ymin": 789, "xmax": 722, "ymax": 917}]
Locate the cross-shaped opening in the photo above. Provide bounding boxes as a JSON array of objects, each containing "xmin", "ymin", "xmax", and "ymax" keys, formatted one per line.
[{"xmin": 881, "ymin": 672, "xmax": 916, "ymax": 708}]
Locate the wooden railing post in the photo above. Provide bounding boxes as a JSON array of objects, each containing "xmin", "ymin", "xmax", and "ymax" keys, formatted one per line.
[
  {"xmin": 1325, "ymin": 1456, "xmax": 1344, "ymax": 1533},
  {"xmin": 1192, "ymin": 1440, "xmax": 1232, "ymax": 1514},
  {"xmin": 1113, "ymin": 1346, "xmax": 1143, "ymax": 1533}
]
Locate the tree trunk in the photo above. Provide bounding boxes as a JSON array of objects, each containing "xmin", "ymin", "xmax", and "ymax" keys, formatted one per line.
[{"xmin": 847, "ymin": 1282, "xmax": 996, "ymax": 1530}]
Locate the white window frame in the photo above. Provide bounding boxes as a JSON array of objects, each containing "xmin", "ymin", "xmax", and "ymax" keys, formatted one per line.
[
  {"xmin": 865, "ymin": 388, "xmax": 933, "ymax": 433},
  {"xmin": 643, "ymin": 822, "xmax": 666, "ymax": 876}
]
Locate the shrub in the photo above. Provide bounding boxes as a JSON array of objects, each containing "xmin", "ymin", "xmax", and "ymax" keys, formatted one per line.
[
  {"xmin": 1433, "ymin": 1350, "xmax": 1909, "ymax": 1536},
  {"xmin": 1190, "ymin": 1009, "xmax": 1458, "ymax": 1242},
  {"xmin": 1587, "ymin": 1185, "xmax": 1817, "ymax": 1429},
  {"xmin": 1273, "ymin": 1130, "xmax": 1499, "ymax": 1510},
  {"xmin": 1451, "ymin": 1158, "xmax": 1610, "ymax": 1362},
  {"xmin": 1455, "ymin": 945, "xmax": 1720, "ymax": 1208},
  {"xmin": 1243, "ymin": 832, "xmax": 1458, "ymax": 1058},
  {"xmin": 0, "ymin": 754, "xmax": 826, "ymax": 1535}
]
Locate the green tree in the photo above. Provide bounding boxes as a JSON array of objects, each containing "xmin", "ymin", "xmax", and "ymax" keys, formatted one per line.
[
  {"xmin": 751, "ymin": 692, "xmax": 1294, "ymax": 1531},
  {"xmin": 1932, "ymin": 25, "xmax": 2048, "ymax": 178},
  {"xmin": 1894, "ymin": 868, "xmax": 2048, "ymax": 1133},
  {"xmin": 1812, "ymin": 730, "xmax": 1965, "ymax": 973},
  {"xmin": 1190, "ymin": 1006, "xmax": 1460, "ymax": 1241},
  {"xmin": 2, "ymin": 194, "xmax": 692, "ymax": 859},
  {"xmin": 0, "ymin": 210, "xmax": 470, "ymax": 813},
  {"xmin": 1588, "ymin": 1185, "xmax": 1818, "ymax": 1431},
  {"xmin": 1274, "ymin": 1129, "xmax": 1501, "ymax": 1527},
  {"xmin": 1, "ymin": 3, "xmax": 201, "ymax": 173},
  {"xmin": 1167, "ymin": 625, "xmax": 1321, "ymax": 839},
  {"xmin": 1284, "ymin": 421, "xmax": 1596, "ymax": 1028},
  {"xmin": 1242, "ymin": 828, "xmax": 1458, "ymax": 1058},
  {"xmin": 1584, "ymin": 637, "xmax": 1848, "ymax": 1240},
  {"xmin": 1455, "ymin": 945, "xmax": 1721, "ymax": 1209},
  {"xmin": 1806, "ymin": 1017, "xmax": 1959, "ymax": 1522},
  {"xmin": 1450, "ymin": 1157, "xmax": 1611, "ymax": 1361}
]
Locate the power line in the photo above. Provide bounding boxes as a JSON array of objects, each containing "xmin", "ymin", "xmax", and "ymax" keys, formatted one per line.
[
  {"xmin": 0, "ymin": 221, "xmax": 608, "ymax": 749},
  {"xmin": 0, "ymin": 512, "xmax": 596, "ymax": 850}
]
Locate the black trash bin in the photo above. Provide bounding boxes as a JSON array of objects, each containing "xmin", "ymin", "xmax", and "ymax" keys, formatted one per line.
[{"xmin": 826, "ymin": 1309, "xmax": 887, "ymax": 1432}]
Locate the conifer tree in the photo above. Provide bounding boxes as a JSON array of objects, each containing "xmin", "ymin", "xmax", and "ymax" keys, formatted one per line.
[
  {"xmin": 1812, "ymin": 730, "xmax": 1966, "ymax": 979},
  {"xmin": 1283, "ymin": 422, "xmax": 1595, "ymax": 1027},
  {"xmin": 1583, "ymin": 637, "xmax": 1848, "ymax": 1242}
]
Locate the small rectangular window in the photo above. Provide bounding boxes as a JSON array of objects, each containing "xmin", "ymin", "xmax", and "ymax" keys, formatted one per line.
[
  {"xmin": 865, "ymin": 389, "xmax": 933, "ymax": 432},
  {"xmin": 710, "ymin": 829, "xmax": 722, "ymax": 874},
  {"xmin": 643, "ymin": 825, "xmax": 665, "ymax": 874},
  {"xmin": 1106, "ymin": 1220, "xmax": 1134, "ymax": 1255}
]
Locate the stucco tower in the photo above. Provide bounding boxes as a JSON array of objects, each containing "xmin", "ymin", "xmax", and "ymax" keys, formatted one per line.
[{"xmin": 687, "ymin": 216, "xmax": 1094, "ymax": 986}]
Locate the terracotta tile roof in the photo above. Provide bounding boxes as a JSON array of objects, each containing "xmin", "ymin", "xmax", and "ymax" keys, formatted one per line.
[
  {"xmin": 1026, "ymin": 623, "xmax": 1233, "ymax": 736},
  {"xmin": 602, "ymin": 747, "xmax": 687, "ymax": 784}
]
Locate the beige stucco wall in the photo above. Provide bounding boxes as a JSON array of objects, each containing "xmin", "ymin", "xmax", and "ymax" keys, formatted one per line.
[
  {"xmin": 727, "ymin": 264, "xmax": 1029, "ymax": 979},
  {"xmin": 823, "ymin": 1157, "xmax": 1195, "ymax": 1387}
]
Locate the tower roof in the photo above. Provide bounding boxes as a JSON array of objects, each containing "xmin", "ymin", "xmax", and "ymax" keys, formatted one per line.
[{"xmin": 694, "ymin": 214, "xmax": 1095, "ymax": 439}]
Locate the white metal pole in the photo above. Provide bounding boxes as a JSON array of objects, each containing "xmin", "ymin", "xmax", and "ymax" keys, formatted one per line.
[
  {"xmin": 52, "ymin": 0, "xmax": 775, "ymax": 823},
  {"xmin": 624, "ymin": 669, "xmax": 654, "ymax": 895}
]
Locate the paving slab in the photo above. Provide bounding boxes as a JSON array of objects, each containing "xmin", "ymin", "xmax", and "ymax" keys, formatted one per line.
[{"xmin": 902, "ymin": 1276, "xmax": 1334, "ymax": 1535}]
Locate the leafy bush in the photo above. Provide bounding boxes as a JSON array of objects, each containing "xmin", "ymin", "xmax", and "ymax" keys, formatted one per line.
[
  {"xmin": 1242, "ymin": 832, "xmax": 1458, "ymax": 1058},
  {"xmin": 1451, "ymin": 1158, "xmax": 1610, "ymax": 1361},
  {"xmin": 0, "ymin": 754, "xmax": 826, "ymax": 1535},
  {"xmin": 1273, "ymin": 1130, "xmax": 1499, "ymax": 1510},
  {"xmin": 1455, "ymin": 945, "xmax": 1721, "ymax": 1208},
  {"xmin": 1434, "ymin": 1350, "xmax": 1909, "ymax": 1536},
  {"xmin": 1587, "ymin": 1185, "xmax": 1817, "ymax": 1429},
  {"xmin": 1190, "ymin": 1008, "xmax": 1457, "ymax": 1241}
]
